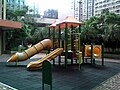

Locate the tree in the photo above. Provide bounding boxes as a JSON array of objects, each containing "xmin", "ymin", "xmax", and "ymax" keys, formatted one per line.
[
  {"xmin": 6, "ymin": 6, "xmax": 32, "ymax": 50},
  {"xmin": 31, "ymin": 27, "xmax": 49, "ymax": 44},
  {"xmin": 6, "ymin": 5, "xmax": 52, "ymax": 50},
  {"xmin": 81, "ymin": 10, "xmax": 120, "ymax": 52}
]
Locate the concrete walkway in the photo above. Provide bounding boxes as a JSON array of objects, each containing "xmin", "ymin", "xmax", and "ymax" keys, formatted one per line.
[
  {"xmin": 0, "ymin": 54, "xmax": 120, "ymax": 90},
  {"xmin": 92, "ymin": 72, "xmax": 120, "ymax": 90}
]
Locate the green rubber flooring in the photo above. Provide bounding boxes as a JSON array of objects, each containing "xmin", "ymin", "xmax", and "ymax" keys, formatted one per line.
[{"xmin": 0, "ymin": 54, "xmax": 120, "ymax": 90}]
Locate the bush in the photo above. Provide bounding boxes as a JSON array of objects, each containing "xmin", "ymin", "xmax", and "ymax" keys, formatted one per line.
[
  {"xmin": 11, "ymin": 47, "xmax": 18, "ymax": 51},
  {"xmin": 11, "ymin": 46, "xmax": 27, "ymax": 51}
]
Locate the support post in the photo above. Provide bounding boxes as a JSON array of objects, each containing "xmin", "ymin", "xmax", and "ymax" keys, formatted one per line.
[
  {"xmin": 53, "ymin": 27, "xmax": 55, "ymax": 65},
  {"xmin": 0, "ymin": 30, "xmax": 2, "ymax": 54},
  {"xmin": 58, "ymin": 26, "xmax": 61, "ymax": 66},
  {"xmin": 91, "ymin": 43, "xmax": 93, "ymax": 64},
  {"xmin": 65, "ymin": 23, "xmax": 68, "ymax": 68},
  {"xmin": 79, "ymin": 25, "xmax": 81, "ymax": 49},
  {"xmin": 48, "ymin": 28, "xmax": 51, "ymax": 53},
  {"xmin": 102, "ymin": 43, "xmax": 104, "ymax": 66},
  {"xmin": 82, "ymin": 43, "xmax": 85, "ymax": 63},
  {"xmin": 71, "ymin": 25, "xmax": 74, "ymax": 65}
]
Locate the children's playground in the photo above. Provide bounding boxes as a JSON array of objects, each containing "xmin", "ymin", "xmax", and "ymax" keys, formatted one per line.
[{"xmin": 0, "ymin": 16, "xmax": 120, "ymax": 90}]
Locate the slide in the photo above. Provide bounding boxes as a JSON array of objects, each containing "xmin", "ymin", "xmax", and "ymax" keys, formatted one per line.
[
  {"xmin": 27, "ymin": 48, "xmax": 63, "ymax": 70},
  {"xmin": 7, "ymin": 39, "xmax": 52, "ymax": 62}
]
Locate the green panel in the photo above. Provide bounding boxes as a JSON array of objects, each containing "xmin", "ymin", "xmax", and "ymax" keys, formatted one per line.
[{"xmin": 42, "ymin": 60, "xmax": 52, "ymax": 85}]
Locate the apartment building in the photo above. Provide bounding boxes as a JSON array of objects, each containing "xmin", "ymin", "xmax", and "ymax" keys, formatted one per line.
[
  {"xmin": 71, "ymin": 0, "xmax": 83, "ymax": 21},
  {"xmin": 0, "ymin": 0, "xmax": 6, "ymax": 19},
  {"xmin": 0, "ymin": 0, "xmax": 1, "ymax": 19},
  {"xmin": 94, "ymin": 0, "xmax": 120, "ymax": 16},
  {"xmin": 43, "ymin": 9, "xmax": 58, "ymax": 19},
  {"xmin": 82, "ymin": 0, "xmax": 94, "ymax": 20},
  {"xmin": 6, "ymin": 0, "xmax": 25, "ymax": 9}
]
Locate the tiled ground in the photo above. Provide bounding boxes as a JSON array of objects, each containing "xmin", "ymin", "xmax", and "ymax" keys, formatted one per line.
[
  {"xmin": 92, "ymin": 73, "xmax": 120, "ymax": 90},
  {"xmin": 0, "ymin": 54, "xmax": 120, "ymax": 90}
]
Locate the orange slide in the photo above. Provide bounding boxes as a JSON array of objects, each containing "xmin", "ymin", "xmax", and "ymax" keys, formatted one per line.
[
  {"xmin": 7, "ymin": 39, "xmax": 52, "ymax": 62},
  {"xmin": 27, "ymin": 48, "xmax": 63, "ymax": 70}
]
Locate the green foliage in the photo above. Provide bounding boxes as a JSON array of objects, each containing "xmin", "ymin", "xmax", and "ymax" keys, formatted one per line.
[
  {"xmin": 81, "ymin": 11, "xmax": 120, "ymax": 52},
  {"xmin": 6, "ymin": 6, "xmax": 28, "ymax": 21},
  {"xmin": 6, "ymin": 5, "xmax": 52, "ymax": 50},
  {"xmin": 6, "ymin": 5, "xmax": 30, "ymax": 50},
  {"xmin": 11, "ymin": 47, "xmax": 18, "ymax": 51},
  {"xmin": 31, "ymin": 27, "xmax": 49, "ymax": 44}
]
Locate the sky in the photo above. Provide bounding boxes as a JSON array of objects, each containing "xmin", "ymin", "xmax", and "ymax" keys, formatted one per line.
[{"xmin": 25, "ymin": 0, "xmax": 73, "ymax": 19}]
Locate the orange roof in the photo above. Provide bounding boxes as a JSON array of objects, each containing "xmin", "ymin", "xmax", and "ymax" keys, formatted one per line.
[
  {"xmin": 0, "ymin": 19, "xmax": 22, "ymax": 29},
  {"xmin": 49, "ymin": 20, "xmax": 61, "ymax": 29},
  {"xmin": 56, "ymin": 16, "xmax": 82, "ymax": 29}
]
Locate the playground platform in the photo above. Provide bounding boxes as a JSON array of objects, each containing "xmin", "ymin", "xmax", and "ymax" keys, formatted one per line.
[{"xmin": 0, "ymin": 53, "xmax": 120, "ymax": 90}]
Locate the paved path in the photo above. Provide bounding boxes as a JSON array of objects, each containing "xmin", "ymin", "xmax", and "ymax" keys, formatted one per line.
[{"xmin": 92, "ymin": 73, "xmax": 120, "ymax": 90}]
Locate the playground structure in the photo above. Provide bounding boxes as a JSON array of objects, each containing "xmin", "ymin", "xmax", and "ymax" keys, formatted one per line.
[
  {"xmin": 27, "ymin": 48, "xmax": 63, "ymax": 70},
  {"xmin": 7, "ymin": 16, "xmax": 104, "ymax": 70},
  {"xmin": 7, "ymin": 39, "xmax": 64, "ymax": 70},
  {"xmin": 82, "ymin": 44, "xmax": 104, "ymax": 65},
  {"xmin": 7, "ymin": 16, "xmax": 83, "ymax": 70},
  {"xmin": 49, "ymin": 16, "xmax": 83, "ymax": 67},
  {"xmin": 7, "ymin": 39, "xmax": 52, "ymax": 62},
  {"xmin": 49, "ymin": 16, "xmax": 104, "ymax": 67}
]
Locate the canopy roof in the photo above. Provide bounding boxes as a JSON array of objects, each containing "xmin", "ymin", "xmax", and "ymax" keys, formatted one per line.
[
  {"xmin": 49, "ymin": 16, "xmax": 82, "ymax": 30},
  {"xmin": 0, "ymin": 19, "xmax": 22, "ymax": 29},
  {"xmin": 49, "ymin": 20, "xmax": 60, "ymax": 29}
]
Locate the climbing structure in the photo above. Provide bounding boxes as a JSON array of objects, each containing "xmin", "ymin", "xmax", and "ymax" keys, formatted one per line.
[{"xmin": 49, "ymin": 16, "xmax": 83, "ymax": 67}]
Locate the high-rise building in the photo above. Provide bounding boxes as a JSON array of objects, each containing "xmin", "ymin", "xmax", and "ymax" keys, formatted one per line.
[
  {"xmin": 0, "ymin": 0, "xmax": 25, "ymax": 19},
  {"xmin": 43, "ymin": 9, "xmax": 58, "ymax": 19},
  {"xmin": 71, "ymin": 0, "xmax": 94, "ymax": 21},
  {"xmin": 82, "ymin": 0, "xmax": 94, "ymax": 20},
  {"xmin": 71, "ymin": 0, "xmax": 83, "ymax": 21},
  {"xmin": 6, "ymin": 0, "xmax": 25, "ymax": 10},
  {"xmin": 0, "ymin": 0, "xmax": 6, "ymax": 19},
  {"xmin": 0, "ymin": 0, "xmax": 2, "ymax": 19},
  {"xmin": 94, "ymin": 0, "xmax": 120, "ymax": 16}
]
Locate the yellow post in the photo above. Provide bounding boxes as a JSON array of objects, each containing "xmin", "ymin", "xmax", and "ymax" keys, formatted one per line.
[{"xmin": 76, "ymin": 51, "xmax": 82, "ymax": 71}]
